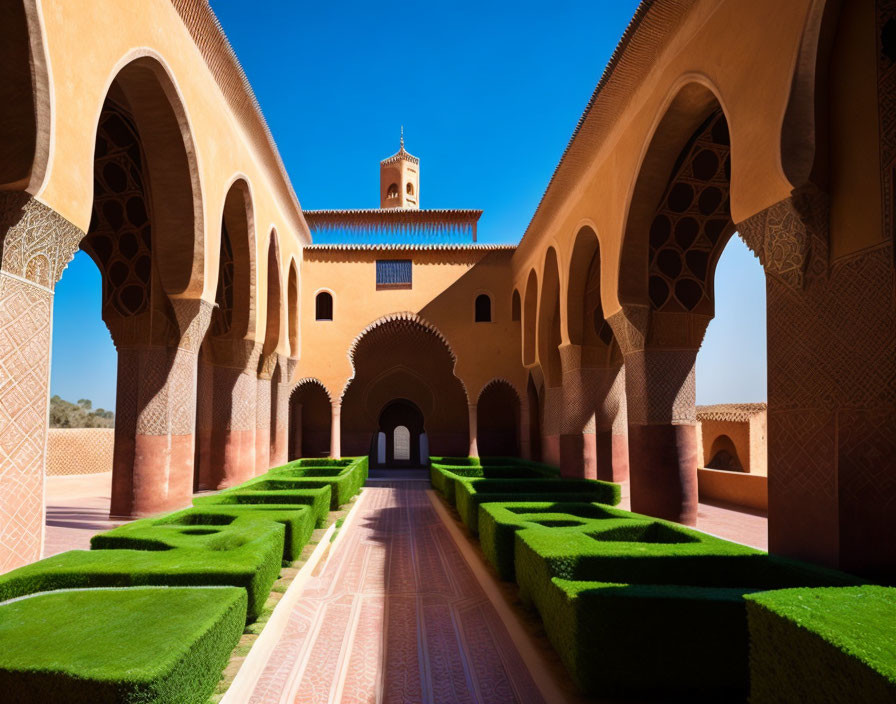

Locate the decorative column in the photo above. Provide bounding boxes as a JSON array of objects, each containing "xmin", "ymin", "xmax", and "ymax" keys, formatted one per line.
[
  {"xmin": 329, "ymin": 401, "xmax": 341, "ymax": 459},
  {"xmin": 204, "ymin": 339, "xmax": 260, "ymax": 489},
  {"xmin": 558, "ymin": 344, "xmax": 596, "ymax": 478},
  {"xmin": 268, "ymin": 355, "xmax": 292, "ymax": 468},
  {"xmin": 738, "ymin": 183, "xmax": 896, "ymax": 576},
  {"xmin": 609, "ymin": 305, "xmax": 699, "ymax": 525},
  {"xmin": 255, "ymin": 354, "xmax": 274, "ymax": 475},
  {"xmin": 0, "ymin": 193, "xmax": 83, "ymax": 570},
  {"xmin": 541, "ymin": 385, "xmax": 562, "ymax": 467},
  {"xmin": 595, "ymin": 364, "xmax": 629, "ymax": 483},
  {"xmin": 110, "ymin": 298, "xmax": 213, "ymax": 518},
  {"xmin": 468, "ymin": 403, "xmax": 478, "ymax": 457}
]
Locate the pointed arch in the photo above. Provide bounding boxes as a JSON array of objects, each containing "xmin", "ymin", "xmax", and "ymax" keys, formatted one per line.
[
  {"xmin": 522, "ymin": 269, "xmax": 538, "ymax": 365},
  {"xmin": 288, "ymin": 258, "xmax": 299, "ymax": 357},
  {"xmin": 261, "ymin": 229, "xmax": 282, "ymax": 359},
  {"xmin": 537, "ymin": 247, "xmax": 562, "ymax": 386},
  {"xmin": 213, "ymin": 176, "xmax": 255, "ymax": 340}
]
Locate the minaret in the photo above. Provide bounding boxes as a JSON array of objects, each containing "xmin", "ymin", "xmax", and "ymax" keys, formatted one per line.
[{"xmin": 380, "ymin": 127, "xmax": 419, "ymax": 209}]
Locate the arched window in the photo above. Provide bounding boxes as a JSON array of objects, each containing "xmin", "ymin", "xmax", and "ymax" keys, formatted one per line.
[
  {"xmin": 315, "ymin": 291, "xmax": 333, "ymax": 321},
  {"xmin": 511, "ymin": 290, "xmax": 521, "ymax": 321},
  {"xmin": 406, "ymin": 181, "xmax": 415, "ymax": 195},
  {"xmin": 387, "ymin": 183, "xmax": 399, "ymax": 199},
  {"xmin": 475, "ymin": 294, "xmax": 492, "ymax": 322},
  {"xmin": 393, "ymin": 425, "xmax": 410, "ymax": 461}
]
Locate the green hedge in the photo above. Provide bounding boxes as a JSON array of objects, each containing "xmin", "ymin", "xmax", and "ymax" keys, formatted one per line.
[
  {"xmin": 454, "ymin": 477, "xmax": 621, "ymax": 535},
  {"xmin": 745, "ymin": 586, "xmax": 896, "ymax": 703},
  {"xmin": 514, "ymin": 516, "xmax": 858, "ymax": 697},
  {"xmin": 199, "ymin": 456, "xmax": 367, "ymax": 514},
  {"xmin": 430, "ymin": 463, "xmax": 557, "ymax": 504},
  {"xmin": 477, "ymin": 502, "xmax": 638, "ymax": 581},
  {"xmin": 0, "ymin": 586, "xmax": 246, "ymax": 704},
  {"xmin": 193, "ymin": 485, "xmax": 332, "ymax": 526},
  {"xmin": 0, "ymin": 508, "xmax": 285, "ymax": 620}
]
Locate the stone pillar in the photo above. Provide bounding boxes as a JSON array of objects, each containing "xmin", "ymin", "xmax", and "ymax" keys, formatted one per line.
[
  {"xmin": 0, "ymin": 193, "xmax": 83, "ymax": 570},
  {"xmin": 595, "ymin": 364, "xmax": 629, "ymax": 483},
  {"xmin": 558, "ymin": 344, "xmax": 596, "ymax": 478},
  {"xmin": 468, "ymin": 403, "xmax": 478, "ymax": 457},
  {"xmin": 194, "ymin": 352, "xmax": 214, "ymax": 490},
  {"xmin": 268, "ymin": 355, "xmax": 292, "ymax": 468},
  {"xmin": 738, "ymin": 185, "xmax": 896, "ymax": 577},
  {"xmin": 255, "ymin": 373, "xmax": 271, "ymax": 476},
  {"xmin": 202, "ymin": 339, "xmax": 260, "ymax": 489},
  {"xmin": 608, "ymin": 304, "xmax": 698, "ymax": 525},
  {"xmin": 541, "ymin": 386, "xmax": 562, "ymax": 468},
  {"xmin": 109, "ymin": 298, "xmax": 212, "ymax": 518},
  {"xmin": 330, "ymin": 401, "xmax": 341, "ymax": 459}
]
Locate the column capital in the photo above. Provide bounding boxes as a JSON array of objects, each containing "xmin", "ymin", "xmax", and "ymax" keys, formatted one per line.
[{"xmin": 0, "ymin": 191, "xmax": 84, "ymax": 289}]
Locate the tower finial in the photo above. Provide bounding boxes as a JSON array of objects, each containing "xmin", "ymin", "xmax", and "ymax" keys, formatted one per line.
[{"xmin": 400, "ymin": 125, "xmax": 404, "ymax": 149}]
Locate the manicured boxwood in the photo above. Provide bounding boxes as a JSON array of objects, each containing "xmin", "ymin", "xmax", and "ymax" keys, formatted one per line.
[
  {"xmin": 0, "ymin": 508, "xmax": 285, "ymax": 620},
  {"xmin": 745, "ymin": 586, "xmax": 896, "ymax": 703},
  {"xmin": 430, "ymin": 463, "xmax": 557, "ymax": 504},
  {"xmin": 477, "ymin": 501, "xmax": 638, "ymax": 581},
  {"xmin": 454, "ymin": 477, "xmax": 621, "ymax": 535},
  {"xmin": 193, "ymin": 485, "xmax": 332, "ymax": 526},
  {"xmin": 0, "ymin": 586, "xmax": 247, "ymax": 704},
  {"xmin": 514, "ymin": 520, "xmax": 859, "ymax": 697},
  {"xmin": 204, "ymin": 456, "xmax": 367, "ymax": 513},
  {"xmin": 95, "ymin": 504, "xmax": 316, "ymax": 562}
]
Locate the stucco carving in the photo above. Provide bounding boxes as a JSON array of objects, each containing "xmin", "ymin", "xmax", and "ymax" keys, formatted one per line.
[
  {"xmin": 171, "ymin": 297, "xmax": 214, "ymax": 353},
  {"xmin": 0, "ymin": 192, "xmax": 84, "ymax": 289},
  {"xmin": 606, "ymin": 304, "xmax": 649, "ymax": 356},
  {"xmin": 737, "ymin": 183, "xmax": 829, "ymax": 291},
  {"xmin": 624, "ymin": 348, "xmax": 697, "ymax": 425}
]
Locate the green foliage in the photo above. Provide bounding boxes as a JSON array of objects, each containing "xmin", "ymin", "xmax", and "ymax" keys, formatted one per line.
[
  {"xmin": 0, "ymin": 508, "xmax": 286, "ymax": 620},
  {"xmin": 48, "ymin": 395, "xmax": 114, "ymax": 428},
  {"xmin": 745, "ymin": 586, "xmax": 896, "ymax": 703},
  {"xmin": 430, "ymin": 463, "xmax": 558, "ymax": 504},
  {"xmin": 453, "ymin": 476, "xmax": 621, "ymax": 535},
  {"xmin": 510, "ymin": 507, "xmax": 858, "ymax": 698},
  {"xmin": 0, "ymin": 587, "xmax": 246, "ymax": 704},
  {"xmin": 477, "ymin": 502, "xmax": 638, "ymax": 581}
]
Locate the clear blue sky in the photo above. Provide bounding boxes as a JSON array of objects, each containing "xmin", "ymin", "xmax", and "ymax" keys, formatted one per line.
[{"xmin": 50, "ymin": 0, "xmax": 766, "ymax": 411}]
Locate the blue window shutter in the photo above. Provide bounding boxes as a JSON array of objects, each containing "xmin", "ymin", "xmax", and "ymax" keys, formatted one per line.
[{"xmin": 376, "ymin": 259, "xmax": 412, "ymax": 286}]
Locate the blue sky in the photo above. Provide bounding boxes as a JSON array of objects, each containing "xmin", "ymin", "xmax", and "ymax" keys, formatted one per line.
[{"xmin": 50, "ymin": 0, "xmax": 766, "ymax": 411}]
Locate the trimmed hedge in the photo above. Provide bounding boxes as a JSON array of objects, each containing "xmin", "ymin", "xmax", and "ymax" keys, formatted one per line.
[
  {"xmin": 514, "ymin": 515, "xmax": 858, "ymax": 697},
  {"xmin": 198, "ymin": 456, "xmax": 368, "ymax": 514},
  {"xmin": 453, "ymin": 477, "xmax": 621, "ymax": 535},
  {"xmin": 0, "ymin": 508, "xmax": 285, "ymax": 620},
  {"xmin": 0, "ymin": 586, "xmax": 247, "ymax": 704},
  {"xmin": 430, "ymin": 463, "xmax": 557, "ymax": 505},
  {"xmin": 745, "ymin": 586, "xmax": 896, "ymax": 703},
  {"xmin": 477, "ymin": 502, "xmax": 638, "ymax": 581}
]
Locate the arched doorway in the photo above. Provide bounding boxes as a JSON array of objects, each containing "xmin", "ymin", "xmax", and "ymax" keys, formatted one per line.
[
  {"xmin": 373, "ymin": 399, "xmax": 426, "ymax": 468},
  {"xmin": 341, "ymin": 315, "xmax": 468, "ymax": 462},
  {"xmin": 477, "ymin": 381, "xmax": 520, "ymax": 457},
  {"xmin": 289, "ymin": 380, "xmax": 331, "ymax": 459}
]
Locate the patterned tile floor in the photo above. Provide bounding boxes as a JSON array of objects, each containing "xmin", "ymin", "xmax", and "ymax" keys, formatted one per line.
[{"xmin": 248, "ymin": 481, "xmax": 549, "ymax": 704}]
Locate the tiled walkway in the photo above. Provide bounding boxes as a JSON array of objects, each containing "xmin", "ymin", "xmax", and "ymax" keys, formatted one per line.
[
  {"xmin": 43, "ymin": 472, "xmax": 121, "ymax": 557},
  {"xmin": 248, "ymin": 481, "xmax": 548, "ymax": 704}
]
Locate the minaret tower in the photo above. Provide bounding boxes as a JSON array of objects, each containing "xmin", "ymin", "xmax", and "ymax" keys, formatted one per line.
[{"xmin": 380, "ymin": 127, "xmax": 419, "ymax": 209}]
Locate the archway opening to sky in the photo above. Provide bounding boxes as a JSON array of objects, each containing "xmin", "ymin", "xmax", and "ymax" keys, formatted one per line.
[
  {"xmin": 51, "ymin": 251, "xmax": 118, "ymax": 417},
  {"xmin": 695, "ymin": 235, "xmax": 767, "ymax": 406}
]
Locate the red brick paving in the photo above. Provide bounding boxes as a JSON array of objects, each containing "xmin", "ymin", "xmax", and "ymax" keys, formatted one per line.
[{"xmin": 248, "ymin": 481, "xmax": 548, "ymax": 704}]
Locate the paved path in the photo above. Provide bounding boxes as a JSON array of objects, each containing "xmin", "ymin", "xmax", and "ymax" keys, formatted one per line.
[
  {"xmin": 43, "ymin": 472, "xmax": 121, "ymax": 557},
  {"xmin": 248, "ymin": 481, "xmax": 548, "ymax": 704}
]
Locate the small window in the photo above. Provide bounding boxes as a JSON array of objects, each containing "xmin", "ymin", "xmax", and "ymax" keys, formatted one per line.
[
  {"xmin": 475, "ymin": 294, "xmax": 492, "ymax": 322},
  {"xmin": 394, "ymin": 425, "xmax": 410, "ymax": 461},
  {"xmin": 376, "ymin": 259, "xmax": 412, "ymax": 289},
  {"xmin": 406, "ymin": 182, "xmax": 415, "ymax": 195},
  {"xmin": 315, "ymin": 291, "xmax": 333, "ymax": 320},
  {"xmin": 511, "ymin": 290, "xmax": 521, "ymax": 321},
  {"xmin": 387, "ymin": 183, "xmax": 399, "ymax": 199}
]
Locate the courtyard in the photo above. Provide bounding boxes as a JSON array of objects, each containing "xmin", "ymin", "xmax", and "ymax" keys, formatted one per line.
[{"xmin": 1, "ymin": 0, "xmax": 895, "ymax": 702}]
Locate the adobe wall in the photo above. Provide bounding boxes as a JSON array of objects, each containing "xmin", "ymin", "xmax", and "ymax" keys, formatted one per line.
[{"xmin": 46, "ymin": 429, "xmax": 114, "ymax": 476}]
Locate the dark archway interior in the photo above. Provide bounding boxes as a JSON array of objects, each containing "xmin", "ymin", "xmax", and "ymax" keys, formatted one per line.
[
  {"xmin": 477, "ymin": 382, "xmax": 519, "ymax": 457},
  {"xmin": 0, "ymin": 1, "xmax": 37, "ymax": 189},
  {"xmin": 527, "ymin": 375, "xmax": 542, "ymax": 462},
  {"xmin": 289, "ymin": 382, "xmax": 331, "ymax": 459},
  {"xmin": 374, "ymin": 398, "xmax": 425, "ymax": 468},
  {"xmin": 341, "ymin": 318, "xmax": 468, "ymax": 460}
]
